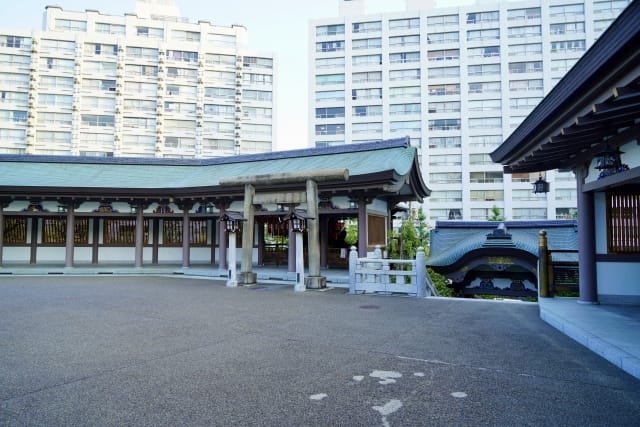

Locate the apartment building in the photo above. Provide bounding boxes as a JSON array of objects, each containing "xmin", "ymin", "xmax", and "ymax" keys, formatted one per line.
[
  {"xmin": 309, "ymin": 0, "xmax": 630, "ymax": 224},
  {"xmin": 0, "ymin": 1, "xmax": 275, "ymax": 158}
]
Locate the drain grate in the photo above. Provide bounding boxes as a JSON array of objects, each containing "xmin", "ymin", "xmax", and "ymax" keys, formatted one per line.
[{"xmin": 359, "ymin": 304, "xmax": 380, "ymax": 310}]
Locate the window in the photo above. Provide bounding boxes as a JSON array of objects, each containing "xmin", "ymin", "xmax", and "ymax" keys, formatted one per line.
[
  {"xmin": 428, "ymin": 67, "xmax": 459, "ymax": 79},
  {"xmin": 594, "ymin": 1, "xmax": 631, "ymax": 15},
  {"xmin": 512, "ymin": 189, "xmax": 540, "ymax": 201},
  {"xmin": 508, "ymin": 43, "xmax": 542, "ymax": 57},
  {"xmin": 125, "ymin": 64, "xmax": 158, "ymax": 77},
  {"xmin": 594, "ymin": 19, "xmax": 615, "ymax": 33},
  {"xmin": 466, "ymin": 11, "xmax": 499, "ymax": 24},
  {"xmin": 104, "ymin": 219, "xmax": 148, "ymax": 245},
  {"xmin": 389, "ymin": 35, "xmax": 419, "ymax": 47},
  {"xmin": 509, "ymin": 61, "xmax": 542, "ymax": 73},
  {"xmin": 315, "ymin": 107, "xmax": 344, "ymax": 119},
  {"xmin": 389, "ymin": 69, "xmax": 420, "ymax": 81},
  {"xmin": 352, "ymin": 87, "xmax": 382, "ymax": 100},
  {"xmin": 469, "ymin": 135, "xmax": 502, "ymax": 148},
  {"xmin": 427, "ymin": 49, "xmax": 459, "ymax": 61},
  {"xmin": 468, "ymin": 46, "xmax": 499, "ymax": 58},
  {"xmin": 549, "ymin": 4, "xmax": 584, "ymax": 17},
  {"xmin": 244, "ymin": 73, "xmax": 273, "ymax": 85},
  {"xmin": 315, "ymin": 124, "xmax": 344, "ymax": 135},
  {"xmin": 316, "ymin": 41, "xmax": 344, "ymax": 52},
  {"xmin": 551, "ymin": 40, "xmax": 586, "ymax": 53},
  {"xmin": 429, "ymin": 154, "xmax": 461, "ymax": 166},
  {"xmin": 427, "ymin": 15, "xmax": 458, "ymax": 28},
  {"xmin": 243, "ymin": 90, "xmax": 272, "ymax": 102},
  {"xmin": 81, "ymin": 114, "xmax": 115, "ymax": 127},
  {"xmin": 0, "ymin": 128, "xmax": 25, "ymax": 141},
  {"xmin": 82, "ymin": 79, "xmax": 116, "ymax": 92},
  {"xmin": 388, "ymin": 86, "xmax": 419, "ymax": 99},
  {"xmin": 208, "ymin": 33, "xmax": 235, "ymax": 46},
  {"xmin": 507, "ymin": 7, "xmax": 541, "ymax": 21},
  {"xmin": 203, "ymin": 104, "xmax": 234, "ymax": 117},
  {"xmin": 429, "ymin": 84, "xmax": 460, "ymax": 96},
  {"xmin": 352, "ymin": 122, "xmax": 382, "ymax": 134},
  {"xmin": 0, "ymin": 90, "xmax": 27, "ymax": 105},
  {"xmin": 551, "ymin": 59, "xmax": 578, "ymax": 72},
  {"xmin": 316, "ymin": 57, "xmax": 345, "ymax": 69},
  {"xmin": 556, "ymin": 208, "xmax": 578, "ymax": 219},
  {"xmin": 316, "ymin": 90, "xmax": 344, "ymax": 102},
  {"xmin": 2, "ymin": 35, "xmax": 30, "ymax": 49},
  {"xmin": 352, "ymin": 105, "xmax": 382, "ymax": 117},
  {"xmin": 427, "ymin": 101, "xmax": 459, "ymax": 113},
  {"xmin": 41, "ymin": 57, "xmax": 74, "ymax": 72},
  {"xmin": 513, "ymin": 208, "xmax": 546, "ymax": 219},
  {"xmin": 352, "ymin": 21, "xmax": 382, "ymax": 33},
  {"xmin": 42, "ymin": 218, "xmax": 89, "ymax": 245},
  {"xmin": 244, "ymin": 123, "xmax": 272, "ymax": 136},
  {"xmin": 122, "ymin": 116, "xmax": 156, "ymax": 129},
  {"xmin": 508, "ymin": 25, "xmax": 541, "ymax": 38},
  {"xmin": 429, "ymin": 172, "xmax": 461, "ymax": 183},
  {"xmin": 243, "ymin": 57, "xmax": 273, "ymax": 69},
  {"xmin": 136, "ymin": 26, "xmax": 163, "ymax": 39},
  {"xmin": 352, "ymin": 38, "xmax": 381, "ymax": 50},
  {"xmin": 509, "ymin": 79, "xmax": 542, "ymax": 92},
  {"xmin": 205, "ymin": 87, "xmax": 235, "ymax": 100},
  {"xmin": 556, "ymin": 189, "xmax": 577, "ymax": 201},
  {"xmin": 390, "ymin": 120, "xmax": 421, "ymax": 133},
  {"xmin": 469, "ymin": 154, "xmax": 494, "ymax": 165},
  {"xmin": 39, "ymin": 76, "xmax": 73, "ymax": 90},
  {"xmin": 127, "ymin": 46, "xmax": 158, "ymax": 59},
  {"xmin": 468, "ymin": 99, "xmax": 501, "ymax": 111},
  {"xmin": 162, "ymin": 219, "xmax": 208, "ymax": 246},
  {"xmin": 470, "ymin": 172, "xmax": 503, "ymax": 183},
  {"xmin": 468, "ymin": 63, "xmax": 500, "ymax": 76},
  {"xmin": 352, "ymin": 54, "xmax": 382, "ymax": 66},
  {"xmin": 550, "ymin": 22, "xmax": 585, "ymax": 35},
  {"xmin": 389, "ymin": 18, "xmax": 420, "ymax": 30},
  {"xmin": 95, "ymin": 22, "xmax": 125, "ymax": 35},
  {"xmin": 41, "ymin": 39, "xmax": 75, "ymax": 52},
  {"xmin": 352, "ymin": 71, "xmax": 381, "ymax": 83},
  {"xmin": 205, "ymin": 53, "xmax": 235, "ymax": 66},
  {"xmin": 316, "ymin": 24, "xmax": 345, "ymax": 36},
  {"xmin": 243, "ymin": 106, "xmax": 272, "ymax": 119},
  {"xmin": 55, "ymin": 19, "xmax": 87, "ymax": 31},
  {"xmin": 468, "ymin": 81, "xmax": 501, "ymax": 94},
  {"xmin": 83, "ymin": 61, "xmax": 117, "ymax": 74},
  {"xmin": 467, "ymin": 29, "xmax": 499, "ymax": 42},
  {"xmin": 38, "ymin": 94, "xmax": 73, "ymax": 108},
  {"xmin": 429, "ymin": 136, "xmax": 461, "ymax": 148},
  {"xmin": 205, "ymin": 70, "xmax": 234, "ymax": 83},
  {"xmin": 164, "ymin": 136, "xmax": 196, "ymax": 150},
  {"xmin": 316, "ymin": 74, "xmax": 345, "ymax": 86},
  {"xmin": 124, "ymin": 82, "xmax": 156, "ymax": 97},
  {"xmin": 427, "ymin": 31, "xmax": 459, "ymax": 44},
  {"xmin": 430, "ymin": 191, "xmax": 462, "ymax": 202},
  {"xmin": 470, "ymin": 190, "xmax": 503, "ymax": 201},
  {"xmin": 85, "ymin": 43, "xmax": 117, "ymax": 56},
  {"xmin": 389, "ymin": 52, "xmax": 420, "ymax": 63},
  {"xmin": 172, "ymin": 30, "xmax": 200, "ymax": 42},
  {"xmin": 82, "ymin": 96, "xmax": 116, "ymax": 110},
  {"xmin": 202, "ymin": 121, "xmax": 234, "ymax": 134},
  {"xmin": 468, "ymin": 117, "xmax": 501, "ymax": 129},
  {"xmin": 390, "ymin": 103, "xmax": 421, "ymax": 115},
  {"xmin": 428, "ymin": 119, "xmax": 460, "ymax": 131},
  {"xmin": 166, "ymin": 85, "xmax": 196, "ymax": 97},
  {"xmin": 510, "ymin": 97, "xmax": 542, "ymax": 110},
  {"xmin": 3, "ymin": 217, "xmax": 26, "ymax": 244},
  {"xmin": 123, "ymin": 99, "xmax": 156, "ymax": 112},
  {"xmin": 167, "ymin": 50, "xmax": 198, "ymax": 63}
]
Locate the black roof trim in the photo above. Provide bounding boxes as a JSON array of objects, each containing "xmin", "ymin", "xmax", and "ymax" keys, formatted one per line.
[
  {"xmin": 491, "ymin": 0, "xmax": 640, "ymax": 164},
  {"xmin": 0, "ymin": 137, "xmax": 410, "ymax": 166}
]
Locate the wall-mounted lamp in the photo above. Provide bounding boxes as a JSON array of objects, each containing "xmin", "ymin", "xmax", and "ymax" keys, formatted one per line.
[{"xmin": 595, "ymin": 145, "xmax": 628, "ymax": 179}]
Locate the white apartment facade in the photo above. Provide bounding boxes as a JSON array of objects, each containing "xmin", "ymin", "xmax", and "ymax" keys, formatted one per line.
[
  {"xmin": 0, "ymin": 2, "xmax": 275, "ymax": 158},
  {"xmin": 309, "ymin": 0, "xmax": 630, "ymax": 224}
]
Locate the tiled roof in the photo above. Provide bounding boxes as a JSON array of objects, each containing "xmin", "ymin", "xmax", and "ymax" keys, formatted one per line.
[{"xmin": 428, "ymin": 221, "xmax": 578, "ymax": 267}]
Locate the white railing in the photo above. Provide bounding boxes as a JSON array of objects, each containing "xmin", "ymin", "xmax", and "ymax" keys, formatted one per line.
[{"xmin": 348, "ymin": 246, "xmax": 435, "ymax": 297}]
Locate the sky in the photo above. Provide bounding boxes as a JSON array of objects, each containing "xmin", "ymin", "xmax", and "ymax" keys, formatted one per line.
[{"xmin": 0, "ymin": 0, "xmax": 474, "ymax": 151}]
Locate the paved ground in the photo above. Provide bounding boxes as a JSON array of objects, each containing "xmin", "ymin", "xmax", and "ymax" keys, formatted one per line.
[{"xmin": 0, "ymin": 276, "xmax": 638, "ymax": 426}]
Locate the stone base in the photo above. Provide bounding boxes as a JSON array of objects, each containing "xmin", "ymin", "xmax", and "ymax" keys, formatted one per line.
[
  {"xmin": 305, "ymin": 275, "xmax": 327, "ymax": 289},
  {"xmin": 239, "ymin": 271, "xmax": 257, "ymax": 285}
]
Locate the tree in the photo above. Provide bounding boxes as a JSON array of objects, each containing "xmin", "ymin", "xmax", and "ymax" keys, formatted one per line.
[
  {"xmin": 487, "ymin": 205, "xmax": 505, "ymax": 222},
  {"xmin": 344, "ymin": 219, "xmax": 358, "ymax": 246}
]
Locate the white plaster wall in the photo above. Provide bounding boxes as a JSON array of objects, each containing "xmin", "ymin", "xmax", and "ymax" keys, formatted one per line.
[
  {"xmin": 2, "ymin": 247, "xmax": 31, "ymax": 263},
  {"xmin": 190, "ymin": 248, "xmax": 212, "ymax": 263},
  {"xmin": 99, "ymin": 247, "xmax": 136, "ymax": 263},
  {"xmin": 597, "ymin": 262, "xmax": 640, "ymax": 297},
  {"xmin": 158, "ymin": 247, "xmax": 184, "ymax": 263},
  {"xmin": 36, "ymin": 247, "xmax": 65, "ymax": 263},
  {"xmin": 74, "ymin": 247, "xmax": 93, "ymax": 263},
  {"xmin": 594, "ymin": 192, "xmax": 607, "ymax": 254}
]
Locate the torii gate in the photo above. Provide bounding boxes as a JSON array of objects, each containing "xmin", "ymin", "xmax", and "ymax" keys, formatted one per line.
[{"xmin": 220, "ymin": 169, "xmax": 349, "ymax": 289}]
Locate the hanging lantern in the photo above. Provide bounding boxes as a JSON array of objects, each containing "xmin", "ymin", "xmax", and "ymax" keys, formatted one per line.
[
  {"xmin": 220, "ymin": 212, "xmax": 245, "ymax": 233},
  {"xmin": 532, "ymin": 174, "xmax": 550, "ymax": 194},
  {"xmin": 282, "ymin": 209, "xmax": 311, "ymax": 233},
  {"xmin": 595, "ymin": 145, "xmax": 626, "ymax": 179}
]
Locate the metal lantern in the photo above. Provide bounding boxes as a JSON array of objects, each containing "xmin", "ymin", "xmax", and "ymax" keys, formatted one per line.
[
  {"xmin": 282, "ymin": 209, "xmax": 309, "ymax": 233},
  {"xmin": 532, "ymin": 174, "xmax": 550, "ymax": 194},
  {"xmin": 220, "ymin": 212, "xmax": 244, "ymax": 233},
  {"xmin": 595, "ymin": 145, "xmax": 625, "ymax": 178}
]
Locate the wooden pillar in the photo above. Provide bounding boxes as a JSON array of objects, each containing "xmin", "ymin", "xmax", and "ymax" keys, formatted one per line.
[
  {"xmin": 576, "ymin": 167, "xmax": 598, "ymax": 303},
  {"xmin": 30, "ymin": 217, "xmax": 38, "ymax": 264},
  {"xmin": 0, "ymin": 204, "xmax": 4, "ymax": 265},
  {"xmin": 257, "ymin": 221, "xmax": 265, "ymax": 266},
  {"xmin": 181, "ymin": 203, "xmax": 192, "ymax": 268},
  {"xmin": 65, "ymin": 205, "xmax": 75, "ymax": 268},
  {"xmin": 134, "ymin": 206, "xmax": 144, "ymax": 268},
  {"xmin": 288, "ymin": 227, "xmax": 295, "ymax": 272},
  {"xmin": 152, "ymin": 219, "xmax": 159, "ymax": 264},
  {"xmin": 320, "ymin": 215, "xmax": 329, "ymax": 268},
  {"xmin": 92, "ymin": 218, "xmax": 99, "ymax": 264},
  {"xmin": 216, "ymin": 202, "xmax": 228, "ymax": 270},
  {"xmin": 210, "ymin": 218, "xmax": 216, "ymax": 265},
  {"xmin": 358, "ymin": 197, "xmax": 368, "ymax": 257}
]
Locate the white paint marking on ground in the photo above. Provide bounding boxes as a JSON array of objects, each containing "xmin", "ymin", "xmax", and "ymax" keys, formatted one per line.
[
  {"xmin": 413, "ymin": 372, "xmax": 425, "ymax": 377},
  {"xmin": 353, "ymin": 375, "xmax": 365, "ymax": 382},
  {"xmin": 451, "ymin": 392, "xmax": 467, "ymax": 398},
  {"xmin": 373, "ymin": 399, "xmax": 403, "ymax": 427},
  {"xmin": 398, "ymin": 355, "xmax": 454, "ymax": 366},
  {"xmin": 370, "ymin": 370, "xmax": 402, "ymax": 385},
  {"xmin": 309, "ymin": 393, "xmax": 328, "ymax": 401}
]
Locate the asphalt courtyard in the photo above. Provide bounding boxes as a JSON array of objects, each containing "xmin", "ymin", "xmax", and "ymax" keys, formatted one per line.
[{"xmin": 1, "ymin": 276, "xmax": 639, "ymax": 426}]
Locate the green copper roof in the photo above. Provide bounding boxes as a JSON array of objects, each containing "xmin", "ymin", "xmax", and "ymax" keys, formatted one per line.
[{"xmin": 0, "ymin": 137, "xmax": 429, "ymax": 198}]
